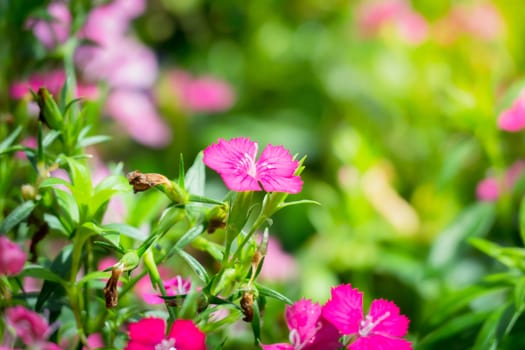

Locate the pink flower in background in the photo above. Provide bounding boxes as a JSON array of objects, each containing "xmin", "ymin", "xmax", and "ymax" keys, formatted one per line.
[
  {"xmin": 476, "ymin": 160, "xmax": 525, "ymax": 202},
  {"xmin": 5, "ymin": 306, "xmax": 52, "ymax": 346},
  {"xmin": 125, "ymin": 318, "xmax": 205, "ymax": 350},
  {"xmin": 356, "ymin": 0, "xmax": 427, "ymax": 44},
  {"xmin": 259, "ymin": 236, "xmax": 298, "ymax": 282},
  {"xmin": 498, "ymin": 90, "xmax": 525, "ymax": 132},
  {"xmin": 262, "ymin": 299, "xmax": 341, "ymax": 350},
  {"xmin": 322, "ymin": 284, "xmax": 412, "ymax": 350},
  {"xmin": 84, "ymin": 333, "xmax": 104, "ymax": 350},
  {"xmin": 27, "ymin": 2, "xmax": 71, "ymax": 49},
  {"xmin": 203, "ymin": 137, "xmax": 303, "ymax": 193},
  {"xmin": 139, "ymin": 275, "xmax": 193, "ymax": 304},
  {"xmin": 76, "ymin": 38, "xmax": 158, "ymax": 89},
  {"xmin": 0, "ymin": 236, "xmax": 27, "ymax": 276},
  {"xmin": 105, "ymin": 90, "xmax": 171, "ymax": 148},
  {"xmin": 476, "ymin": 177, "xmax": 500, "ymax": 202},
  {"xmin": 15, "ymin": 137, "xmax": 37, "ymax": 160},
  {"xmin": 169, "ymin": 70, "xmax": 235, "ymax": 113},
  {"xmin": 10, "ymin": 70, "xmax": 66, "ymax": 99}
]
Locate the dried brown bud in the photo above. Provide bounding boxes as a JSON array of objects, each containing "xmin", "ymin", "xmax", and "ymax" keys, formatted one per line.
[
  {"xmin": 127, "ymin": 170, "xmax": 171, "ymax": 193},
  {"xmin": 103, "ymin": 265, "xmax": 123, "ymax": 308},
  {"xmin": 240, "ymin": 291, "xmax": 255, "ymax": 322}
]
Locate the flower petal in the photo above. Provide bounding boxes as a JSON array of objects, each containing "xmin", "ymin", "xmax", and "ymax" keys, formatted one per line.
[
  {"xmin": 256, "ymin": 144, "xmax": 303, "ymax": 193},
  {"xmin": 285, "ymin": 299, "xmax": 322, "ymax": 344},
  {"xmin": 168, "ymin": 319, "xmax": 206, "ymax": 350},
  {"xmin": 367, "ymin": 299, "xmax": 410, "ymax": 338},
  {"xmin": 126, "ymin": 318, "xmax": 165, "ymax": 348},
  {"xmin": 261, "ymin": 344, "xmax": 294, "ymax": 350},
  {"xmin": 350, "ymin": 334, "xmax": 412, "ymax": 350},
  {"xmin": 203, "ymin": 137, "xmax": 261, "ymax": 191},
  {"xmin": 322, "ymin": 284, "xmax": 363, "ymax": 335}
]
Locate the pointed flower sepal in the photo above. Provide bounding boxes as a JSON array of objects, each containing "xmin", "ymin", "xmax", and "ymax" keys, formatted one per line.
[{"xmin": 36, "ymin": 88, "xmax": 64, "ymax": 130}]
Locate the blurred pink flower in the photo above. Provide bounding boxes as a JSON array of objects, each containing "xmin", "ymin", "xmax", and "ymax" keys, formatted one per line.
[
  {"xmin": 125, "ymin": 318, "xmax": 205, "ymax": 350},
  {"xmin": 10, "ymin": 69, "xmax": 98, "ymax": 101},
  {"xmin": 84, "ymin": 333, "xmax": 104, "ymax": 350},
  {"xmin": 137, "ymin": 275, "xmax": 193, "ymax": 304},
  {"xmin": 76, "ymin": 38, "xmax": 158, "ymax": 89},
  {"xmin": 356, "ymin": 0, "xmax": 427, "ymax": 44},
  {"xmin": 259, "ymin": 236, "xmax": 298, "ymax": 282},
  {"xmin": 203, "ymin": 137, "xmax": 303, "ymax": 193},
  {"xmin": 476, "ymin": 160, "xmax": 525, "ymax": 202},
  {"xmin": 15, "ymin": 137, "xmax": 37, "ymax": 160},
  {"xmin": 0, "ymin": 236, "xmax": 27, "ymax": 276},
  {"xmin": 322, "ymin": 284, "xmax": 412, "ymax": 350},
  {"xmin": 10, "ymin": 70, "xmax": 66, "ymax": 99},
  {"xmin": 169, "ymin": 70, "xmax": 235, "ymax": 113},
  {"xmin": 498, "ymin": 90, "xmax": 525, "ymax": 132},
  {"xmin": 476, "ymin": 177, "xmax": 500, "ymax": 202},
  {"xmin": 105, "ymin": 90, "xmax": 172, "ymax": 148},
  {"xmin": 5, "ymin": 306, "xmax": 52, "ymax": 346},
  {"xmin": 27, "ymin": 2, "xmax": 71, "ymax": 49},
  {"xmin": 262, "ymin": 299, "xmax": 341, "ymax": 350}
]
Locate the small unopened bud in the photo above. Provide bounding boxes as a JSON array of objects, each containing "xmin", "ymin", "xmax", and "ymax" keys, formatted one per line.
[
  {"xmin": 206, "ymin": 204, "xmax": 229, "ymax": 234},
  {"xmin": 21, "ymin": 184, "xmax": 37, "ymax": 200},
  {"xmin": 37, "ymin": 88, "xmax": 63, "ymax": 130},
  {"xmin": 103, "ymin": 263, "xmax": 124, "ymax": 308},
  {"xmin": 240, "ymin": 291, "xmax": 255, "ymax": 322}
]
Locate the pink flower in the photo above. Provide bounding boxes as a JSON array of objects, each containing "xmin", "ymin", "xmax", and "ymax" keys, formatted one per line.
[
  {"xmin": 105, "ymin": 90, "xmax": 172, "ymax": 148},
  {"xmin": 169, "ymin": 70, "xmax": 235, "ymax": 113},
  {"xmin": 203, "ymin": 137, "xmax": 303, "ymax": 193},
  {"xmin": 76, "ymin": 38, "xmax": 158, "ymax": 89},
  {"xmin": 498, "ymin": 90, "xmax": 525, "ymax": 132},
  {"xmin": 476, "ymin": 160, "xmax": 525, "ymax": 202},
  {"xmin": 138, "ymin": 275, "xmax": 193, "ymax": 304},
  {"xmin": 262, "ymin": 299, "xmax": 341, "ymax": 350},
  {"xmin": 322, "ymin": 284, "xmax": 412, "ymax": 350},
  {"xmin": 10, "ymin": 69, "xmax": 66, "ymax": 99},
  {"xmin": 84, "ymin": 333, "xmax": 104, "ymax": 350},
  {"xmin": 356, "ymin": 0, "xmax": 427, "ymax": 44},
  {"xmin": 5, "ymin": 306, "xmax": 53, "ymax": 346},
  {"xmin": 476, "ymin": 177, "xmax": 500, "ymax": 202},
  {"xmin": 0, "ymin": 236, "xmax": 27, "ymax": 276},
  {"xmin": 125, "ymin": 318, "xmax": 205, "ymax": 350},
  {"xmin": 26, "ymin": 2, "xmax": 71, "ymax": 49}
]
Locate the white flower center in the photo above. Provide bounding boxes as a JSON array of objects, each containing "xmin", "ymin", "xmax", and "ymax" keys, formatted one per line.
[
  {"xmin": 288, "ymin": 321, "xmax": 322, "ymax": 350},
  {"xmin": 155, "ymin": 338, "xmax": 177, "ymax": 350},
  {"xmin": 358, "ymin": 311, "xmax": 390, "ymax": 337}
]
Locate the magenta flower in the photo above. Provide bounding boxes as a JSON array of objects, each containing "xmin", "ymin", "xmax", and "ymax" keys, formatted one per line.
[
  {"xmin": 125, "ymin": 318, "xmax": 205, "ymax": 350},
  {"xmin": 322, "ymin": 284, "xmax": 412, "ymax": 350},
  {"xmin": 0, "ymin": 236, "xmax": 27, "ymax": 276},
  {"xmin": 498, "ymin": 90, "xmax": 525, "ymax": 132},
  {"xmin": 203, "ymin": 137, "xmax": 303, "ymax": 193},
  {"xmin": 262, "ymin": 299, "xmax": 340, "ymax": 350},
  {"xmin": 5, "ymin": 306, "xmax": 55, "ymax": 347}
]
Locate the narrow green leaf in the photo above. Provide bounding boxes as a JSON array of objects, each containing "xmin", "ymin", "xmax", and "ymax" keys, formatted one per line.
[
  {"xmin": 172, "ymin": 247, "xmax": 209, "ymax": 283},
  {"xmin": 473, "ymin": 302, "xmax": 514, "ymax": 350},
  {"xmin": 42, "ymin": 130, "xmax": 61, "ymax": 147},
  {"xmin": 176, "ymin": 224, "xmax": 205, "ymax": 249},
  {"xmin": 0, "ymin": 125, "xmax": 22, "ymax": 153},
  {"xmin": 428, "ymin": 202, "xmax": 495, "ymax": 269},
  {"xmin": 78, "ymin": 271, "xmax": 110, "ymax": 285},
  {"xmin": 188, "ymin": 194, "xmax": 224, "ymax": 205},
  {"xmin": 255, "ymin": 283, "xmax": 293, "ymax": 305},
  {"xmin": 39, "ymin": 177, "xmax": 72, "ymax": 190},
  {"xmin": 185, "ymin": 152, "xmax": 205, "ymax": 196},
  {"xmin": 102, "ymin": 223, "xmax": 146, "ymax": 241},
  {"xmin": 178, "ymin": 153, "xmax": 185, "ymax": 189},
  {"xmin": 0, "ymin": 200, "xmax": 36, "ymax": 233},
  {"xmin": 278, "ymin": 199, "xmax": 321, "ymax": 210},
  {"xmin": 79, "ymin": 134, "xmax": 111, "ymax": 147},
  {"xmin": 418, "ymin": 312, "xmax": 489, "ymax": 346},
  {"xmin": 250, "ymin": 297, "xmax": 261, "ymax": 344},
  {"xmin": 514, "ymin": 277, "xmax": 525, "ymax": 312},
  {"xmin": 21, "ymin": 264, "xmax": 67, "ymax": 285},
  {"xmin": 519, "ymin": 196, "xmax": 525, "ymax": 246}
]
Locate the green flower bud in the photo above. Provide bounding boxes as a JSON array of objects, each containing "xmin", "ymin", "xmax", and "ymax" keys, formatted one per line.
[{"xmin": 37, "ymin": 88, "xmax": 63, "ymax": 130}]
